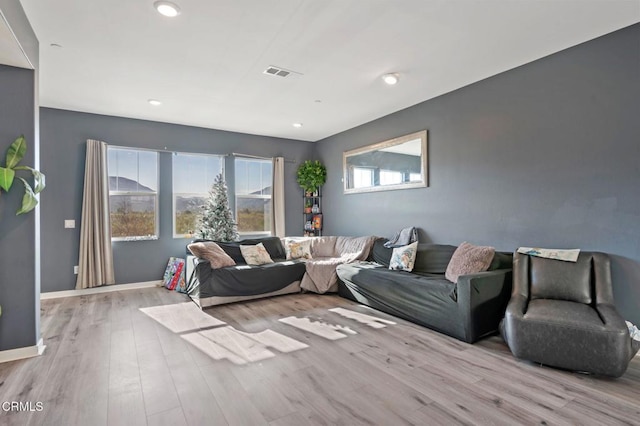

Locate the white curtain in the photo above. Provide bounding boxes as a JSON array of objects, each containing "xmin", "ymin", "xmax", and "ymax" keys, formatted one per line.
[
  {"xmin": 272, "ymin": 157, "xmax": 286, "ymax": 237},
  {"xmin": 76, "ymin": 139, "xmax": 115, "ymax": 289}
]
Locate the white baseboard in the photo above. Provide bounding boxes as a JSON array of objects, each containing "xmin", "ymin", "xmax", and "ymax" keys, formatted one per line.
[
  {"xmin": 0, "ymin": 338, "xmax": 46, "ymax": 363},
  {"xmin": 41, "ymin": 281, "xmax": 162, "ymax": 300}
]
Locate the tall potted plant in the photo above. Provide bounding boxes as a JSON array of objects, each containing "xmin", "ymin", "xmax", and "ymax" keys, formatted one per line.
[{"xmin": 296, "ymin": 160, "xmax": 326, "ymax": 195}]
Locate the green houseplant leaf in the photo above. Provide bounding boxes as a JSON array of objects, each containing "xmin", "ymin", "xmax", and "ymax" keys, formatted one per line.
[
  {"xmin": 14, "ymin": 166, "xmax": 46, "ymax": 193},
  {"xmin": 6, "ymin": 135, "xmax": 26, "ymax": 169},
  {"xmin": 0, "ymin": 166, "xmax": 15, "ymax": 191},
  {"xmin": 15, "ymin": 177, "xmax": 38, "ymax": 215},
  {"xmin": 1, "ymin": 136, "xmax": 45, "ymax": 215},
  {"xmin": 296, "ymin": 160, "xmax": 327, "ymax": 193}
]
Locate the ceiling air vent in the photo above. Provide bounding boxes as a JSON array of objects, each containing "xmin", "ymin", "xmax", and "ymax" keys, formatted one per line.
[{"xmin": 263, "ymin": 65, "xmax": 301, "ymax": 78}]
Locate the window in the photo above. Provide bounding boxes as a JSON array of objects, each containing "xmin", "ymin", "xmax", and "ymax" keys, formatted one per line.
[
  {"xmin": 353, "ymin": 167, "xmax": 374, "ymax": 188},
  {"xmin": 409, "ymin": 172, "xmax": 421, "ymax": 182},
  {"xmin": 235, "ymin": 158, "xmax": 272, "ymax": 234},
  {"xmin": 172, "ymin": 153, "xmax": 224, "ymax": 237},
  {"xmin": 380, "ymin": 169, "xmax": 403, "ymax": 185},
  {"xmin": 108, "ymin": 147, "xmax": 158, "ymax": 240}
]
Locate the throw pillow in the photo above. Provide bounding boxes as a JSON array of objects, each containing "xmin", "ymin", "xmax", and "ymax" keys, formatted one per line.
[
  {"xmin": 240, "ymin": 242, "xmax": 274, "ymax": 265},
  {"xmin": 188, "ymin": 241, "xmax": 236, "ymax": 269},
  {"xmin": 389, "ymin": 242, "xmax": 418, "ymax": 272},
  {"xmin": 285, "ymin": 239, "xmax": 312, "ymax": 260},
  {"xmin": 445, "ymin": 242, "xmax": 495, "ymax": 283}
]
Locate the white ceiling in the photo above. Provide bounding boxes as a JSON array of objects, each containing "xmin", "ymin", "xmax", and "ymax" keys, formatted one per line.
[
  {"xmin": 380, "ymin": 139, "xmax": 421, "ymax": 156},
  {"xmin": 0, "ymin": 10, "xmax": 32, "ymax": 68},
  {"xmin": 18, "ymin": 0, "xmax": 640, "ymax": 142}
]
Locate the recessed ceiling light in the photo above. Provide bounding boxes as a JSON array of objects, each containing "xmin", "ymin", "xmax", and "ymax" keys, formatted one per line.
[
  {"xmin": 154, "ymin": 1, "xmax": 181, "ymax": 17},
  {"xmin": 292, "ymin": 123, "xmax": 303, "ymax": 128},
  {"xmin": 148, "ymin": 99, "xmax": 162, "ymax": 106},
  {"xmin": 382, "ymin": 73, "xmax": 400, "ymax": 85}
]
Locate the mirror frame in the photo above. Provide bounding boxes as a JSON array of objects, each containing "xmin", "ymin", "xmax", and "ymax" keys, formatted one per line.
[{"xmin": 343, "ymin": 130, "xmax": 428, "ymax": 194}]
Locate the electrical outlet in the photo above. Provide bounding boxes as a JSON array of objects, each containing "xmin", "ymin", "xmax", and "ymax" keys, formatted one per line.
[
  {"xmin": 74, "ymin": 265, "xmax": 78, "ymax": 275},
  {"xmin": 64, "ymin": 220, "xmax": 75, "ymax": 229}
]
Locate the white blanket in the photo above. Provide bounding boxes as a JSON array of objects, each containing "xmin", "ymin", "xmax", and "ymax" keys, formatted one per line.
[
  {"xmin": 301, "ymin": 236, "xmax": 377, "ymax": 293},
  {"xmin": 517, "ymin": 247, "xmax": 580, "ymax": 262}
]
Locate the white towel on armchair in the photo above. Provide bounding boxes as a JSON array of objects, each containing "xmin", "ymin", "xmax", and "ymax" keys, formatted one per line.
[{"xmin": 517, "ymin": 247, "xmax": 580, "ymax": 262}]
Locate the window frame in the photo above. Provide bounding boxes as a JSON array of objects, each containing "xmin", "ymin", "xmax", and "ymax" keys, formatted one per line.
[
  {"xmin": 172, "ymin": 152, "xmax": 225, "ymax": 239},
  {"xmin": 108, "ymin": 147, "xmax": 159, "ymax": 242},
  {"xmin": 379, "ymin": 169, "xmax": 404, "ymax": 186},
  {"xmin": 234, "ymin": 157, "xmax": 272, "ymax": 236},
  {"xmin": 351, "ymin": 166, "xmax": 375, "ymax": 189}
]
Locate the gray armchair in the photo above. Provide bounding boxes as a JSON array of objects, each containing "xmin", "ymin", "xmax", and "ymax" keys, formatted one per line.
[{"xmin": 501, "ymin": 251, "xmax": 638, "ymax": 377}]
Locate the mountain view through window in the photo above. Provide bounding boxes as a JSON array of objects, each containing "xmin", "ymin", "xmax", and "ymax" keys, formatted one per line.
[{"xmin": 108, "ymin": 147, "xmax": 158, "ymax": 240}]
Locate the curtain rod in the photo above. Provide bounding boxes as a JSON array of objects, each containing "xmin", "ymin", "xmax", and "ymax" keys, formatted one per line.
[
  {"xmin": 108, "ymin": 144, "xmax": 170, "ymax": 153},
  {"xmin": 106, "ymin": 145, "xmax": 296, "ymax": 163},
  {"xmin": 108, "ymin": 144, "xmax": 226, "ymax": 156},
  {"xmin": 231, "ymin": 152, "xmax": 296, "ymax": 163}
]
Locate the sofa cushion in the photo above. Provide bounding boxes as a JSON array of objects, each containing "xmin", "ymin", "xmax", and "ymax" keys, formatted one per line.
[
  {"xmin": 524, "ymin": 299, "xmax": 604, "ymax": 331},
  {"xmin": 240, "ymin": 243, "xmax": 274, "ymax": 265},
  {"xmin": 241, "ymin": 236, "xmax": 287, "ymax": 260},
  {"xmin": 529, "ymin": 253, "xmax": 593, "ymax": 304},
  {"xmin": 372, "ymin": 239, "xmax": 457, "ymax": 274},
  {"xmin": 310, "ymin": 236, "xmax": 337, "ymax": 258},
  {"xmin": 488, "ymin": 252, "xmax": 512, "ymax": 271},
  {"xmin": 187, "ymin": 241, "xmax": 236, "ymax": 269},
  {"xmin": 198, "ymin": 236, "xmax": 285, "ymax": 264},
  {"xmin": 389, "ymin": 242, "xmax": 418, "ymax": 272},
  {"xmin": 445, "ymin": 242, "xmax": 495, "ymax": 283},
  {"xmin": 335, "ymin": 236, "xmax": 377, "ymax": 260},
  {"xmin": 371, "ymin": 238, "xmax": 392, "ymax": 267},
  {"xmin": 413, "ymin": 244, "xmax": 457, "ymax": 275},
  {"xmin": 285, "ymin": 239, "xmax": 312, "ymax": 260}
]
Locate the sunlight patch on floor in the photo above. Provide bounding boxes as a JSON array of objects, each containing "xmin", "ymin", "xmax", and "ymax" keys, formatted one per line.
[
  {"xmin": 140, "ymin": 302, "xmax": 226, "ymax": 333},
  {"xmin": 279, "ymin": 316, "xmax": 357, "ymax": 340},
  {"xmin": 182, "ymin": 326, "xmax": 309, "ymax": 365},
  {"xmin": 329, "ymin": 307, "xmax": 396, "ymax": 329}
]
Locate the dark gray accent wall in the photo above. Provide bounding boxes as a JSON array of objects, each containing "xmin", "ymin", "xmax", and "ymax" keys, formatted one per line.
[
  {"xmin": 315, "ymin": 24, "xmax": 640, "ymax": 325},
  {"xmin": 0, "ymin": 0, "xmax": 39, "ymax": 352},
  {"xmin": 0, "ymin": 65, "xmax": 37, "ymax": 351},
  {"xmin": 40, "ymin": 108, "xmax": 314, "ymax": 292}
]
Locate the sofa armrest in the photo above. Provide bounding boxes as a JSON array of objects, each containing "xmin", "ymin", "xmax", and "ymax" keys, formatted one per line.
[
  {"xmin": 456, "ymin": 269, "xmax": 513, "ymax": 342},
  {"xmin": 185, "ymin": 255, "xmax": 212, "ymax": 296},
  {"xmin": 596, "ymin": 303, "xmax": 628, "ymax": 332},
  {"xmin": 596, "ymin": 303, "xmax": 638, "ymax": 364},
  {"xmin": 504, "ymin": 294, "xmax": 528, "ymax": 319},
  {"xmin": 457, "ymin": 269, "xmax": 512, "ymax": 307}
]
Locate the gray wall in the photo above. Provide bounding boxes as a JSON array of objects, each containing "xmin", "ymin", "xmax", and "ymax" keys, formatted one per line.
[
  {"xmin": 40, "ymin": 108, "xmax": 314, "ymax": 292},
  {"xmin": 315, "ymin": 24, "xmax": 640, "ymax": 325},
  {"xmin": 0, "ymin": 65, "xmax": 37, "ymax": 351},
  {"xmin": 0, "ymin": 1, "xmax": 39, "ymax": 351}
]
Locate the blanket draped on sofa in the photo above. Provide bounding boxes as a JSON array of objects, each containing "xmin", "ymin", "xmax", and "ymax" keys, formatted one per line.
[{"xmin": 296, "ymin": 236, "xmax": 377, "ymax": 293}]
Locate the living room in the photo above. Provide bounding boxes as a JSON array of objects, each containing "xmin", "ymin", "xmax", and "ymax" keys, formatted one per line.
[{"xmin": 0, "ymin": 1, "xmax": 639, "ymax": 425}]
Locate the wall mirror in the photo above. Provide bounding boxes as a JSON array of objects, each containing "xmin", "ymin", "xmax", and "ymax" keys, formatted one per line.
[{"xmin": 343, "ymin": 130, "xmax": 427, "ymax": 194}]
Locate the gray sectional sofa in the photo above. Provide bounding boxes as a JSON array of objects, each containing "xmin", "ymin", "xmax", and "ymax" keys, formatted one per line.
[
  {"xmin": 185, "ymin": 235, "xmax": 375, "ymax": 308},
  {"xmin": 185, "ymin": 237, "xmax": 307, "ymax": 308},
  {"xmin": 336, "ymin": 239, "xmax": 513, "ymax": 343},
  {"xmin": 186, "ymin": 236, "xmax": 513, "ymax": 344}
]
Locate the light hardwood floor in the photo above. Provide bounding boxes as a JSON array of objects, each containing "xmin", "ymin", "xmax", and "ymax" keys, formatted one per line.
[{"xmin": 0, "ymin": 287, "xmax": 638, "ymax": 425}]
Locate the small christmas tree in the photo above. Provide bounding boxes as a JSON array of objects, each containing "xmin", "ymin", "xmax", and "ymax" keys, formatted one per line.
[{"xmin": 195, "ymin": 174, "xmax": 239, "ymax": 242}]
